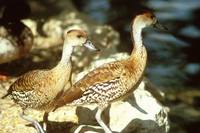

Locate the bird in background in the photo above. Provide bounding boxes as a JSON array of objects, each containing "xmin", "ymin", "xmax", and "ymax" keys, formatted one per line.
[
  {"xmin": 0, "ymin": 0, "xmax": 32, "ymax": 80},
  {"xmin": 0, "ymin": 20, "xmax": 33, "ymax": 80},
  {"xmin": 2, "ymin": 29, "xmax": 99, "ymax": 133},
  {"xmin": 55, "ymin": 12, "xmax": 167, "ymax": 133}
]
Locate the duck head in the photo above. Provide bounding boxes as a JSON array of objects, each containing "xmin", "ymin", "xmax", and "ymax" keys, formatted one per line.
[{"xmin": 64, "ymin": 29, "xmax": 100, "ymax": 51}]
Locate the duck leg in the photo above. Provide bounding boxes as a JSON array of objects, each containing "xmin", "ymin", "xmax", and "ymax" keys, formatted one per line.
[
  {"xmin": 20, "ymin": 111, "xmax": 45, "ymax": 133},
  {"xmin": 95, "ymin": 104, "xmax": 112, "ymax": 133},
  {"xmin": 43, "ymin": 112, "xmax": 49, "ymax": 132}
]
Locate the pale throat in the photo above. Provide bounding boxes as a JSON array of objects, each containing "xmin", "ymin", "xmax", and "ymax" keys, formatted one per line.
[
  {"xmin": 133, "ymin": 19, "xmax": 145, "ymax": 46},
  {"xmin": 131, "ymin": 18, "xmax": 147, "ymax": 58},
  {"xmin": 60, "ymin": 40, "xmax": 74, "ymax": 64}
]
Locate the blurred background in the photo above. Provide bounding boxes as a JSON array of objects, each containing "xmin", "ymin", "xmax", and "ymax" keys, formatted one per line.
[{"xmin": 0, "ymin": 0, "xmax": 200, "ymax": 133}]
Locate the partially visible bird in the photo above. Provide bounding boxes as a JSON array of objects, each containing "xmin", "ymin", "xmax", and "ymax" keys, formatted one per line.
[
  {"xmin": 0, "ymin": 0, "xmax": 31, "ymax": 80},
  {"xmin": 3, "ymin": 29, "xmax": 99, "ymax": 133},
  {"xmin": 0, "ymin": 20, "xmax": 33, "ymax": 80},
  {"xmin": 55, "ymin": 12, "xmax": 167, "ymax": 133},
  {"xmin": 0, "ymin": 20, "xmax": 33, "ymax": 64}
]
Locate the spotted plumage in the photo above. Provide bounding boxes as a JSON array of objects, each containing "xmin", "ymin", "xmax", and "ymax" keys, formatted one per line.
[
  {"xmin": 9, "ymin": 66, "xmax": 72, "ymax": 111},
  {"xmin": 56, "ymin": 56, "xmax": 146, "ymax": 108},
  {"xmin": 55, "ymin": 12, "xmax": 166, "ymax": 133},
  {"xmin": 71, "ymin": 77, "xmax": 122, "ymax": 105}
]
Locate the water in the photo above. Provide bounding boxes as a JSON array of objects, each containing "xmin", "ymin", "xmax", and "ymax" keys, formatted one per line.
[{"xmin": 73, "ymin": 0, "xmax": 200, "ymax": 88}]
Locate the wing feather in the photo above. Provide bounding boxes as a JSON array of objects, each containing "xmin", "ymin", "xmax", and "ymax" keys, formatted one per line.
[{"xmin": 69, "ymin": 61, "xmax": 129, "ymax": 105}]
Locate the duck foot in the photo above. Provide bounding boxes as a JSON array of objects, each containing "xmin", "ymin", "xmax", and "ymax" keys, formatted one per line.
[
  {"xmin": 20, "ymin": 113, "xmax": 45, "ymax": 133},
  {"xmin": 95, "ymin": 106, "xmax": 112, "ymax": 133}
]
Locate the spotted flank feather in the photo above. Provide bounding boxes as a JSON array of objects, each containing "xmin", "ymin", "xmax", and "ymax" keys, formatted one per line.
[
  {"xmin": 70, "ymin": 77, "xmax": 125, "ymax": 105},
  {"xmin": 12, "ymin": 90, "xmax": 35, "ymax": 108}
]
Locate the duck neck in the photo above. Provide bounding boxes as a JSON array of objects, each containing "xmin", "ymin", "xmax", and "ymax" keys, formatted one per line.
[
  {"xmin": 130, "ymin": 18, "xmax": 146, "ymax": 59},
  {"xmin": 58, "ymin": 40, "xmax": 73, "ymax": 67}
]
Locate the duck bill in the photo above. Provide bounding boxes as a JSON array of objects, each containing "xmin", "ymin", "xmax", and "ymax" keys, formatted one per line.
[
  {"xmin": 83, "ymin": 40, "xmax": 100, "ymax": 51},
  {"xmin": 153, "ymin": 21, "xmax": 168, "ymax": 30}
]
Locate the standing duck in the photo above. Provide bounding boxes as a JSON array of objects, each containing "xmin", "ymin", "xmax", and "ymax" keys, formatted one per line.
[
  {"xmin": 55, "ymin": 12, "xmax": 166, "ymax": 133},
  {"xmin": 3, "ymin": 29, "xmax": 99, "ymax": 133}
]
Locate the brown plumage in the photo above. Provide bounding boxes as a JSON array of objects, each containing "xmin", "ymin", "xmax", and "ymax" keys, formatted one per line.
[
  {"xmin": 4, "ymin": 29, "xmax": 99, "ymax": 133},
  {"xmin": 55, "ymin": 12, "xmax": 166, "ymax": 133},
  {"xmin": 57, "ymin": 57, "xmax": 146, "ymax": 106}
]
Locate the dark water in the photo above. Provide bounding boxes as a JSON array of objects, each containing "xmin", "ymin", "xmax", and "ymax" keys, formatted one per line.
[{"xmin": 73, "ymin": 0, "xmax": 200, "ymax": 88}]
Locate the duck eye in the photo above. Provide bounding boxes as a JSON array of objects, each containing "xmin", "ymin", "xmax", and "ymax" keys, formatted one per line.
[
  {"xmin": 77, "ymin": 35, "xmax": 82, "ymax": 38},
  {"xmin": 150, "ymin": 15, "xmax": 154, "ymax": 19}
]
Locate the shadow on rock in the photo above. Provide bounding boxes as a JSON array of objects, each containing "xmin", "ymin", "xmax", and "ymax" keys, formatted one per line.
[
  {"xmin": 124, "ymin": 93, "xmax": 148, "ymax": 114},
  {"xmin": 121, "ymin": 118, "xmax": 165, "ymax": 133},
  {"xmin": 76, "ymin": 105, "xmax": 111, "ymax": 126},
  {"xmin": 26, "ymin": 121, "xmax": 75, "ymax": 133}
]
